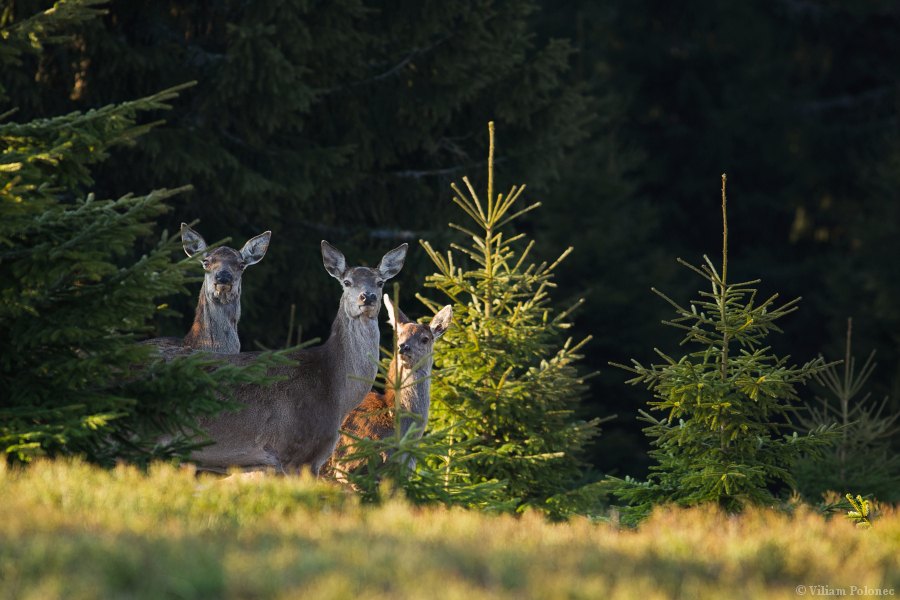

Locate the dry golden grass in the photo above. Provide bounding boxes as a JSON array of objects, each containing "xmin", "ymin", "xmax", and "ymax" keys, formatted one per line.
[{"xmin": 0, "ymin": 459, "xmax": 897, "ymax": 599}]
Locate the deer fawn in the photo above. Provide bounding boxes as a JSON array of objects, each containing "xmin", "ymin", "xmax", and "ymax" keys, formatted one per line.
[
  {"xmin": 189, "ymin": 241, "xmax": 408, "ymax": 475},
  {"xmin": 329, "ymin": 296, "xmax": 452, "ymax": 478},
  {"xmin": 180, "ymin": 224, "xmax": 271, "ymax": 353}
]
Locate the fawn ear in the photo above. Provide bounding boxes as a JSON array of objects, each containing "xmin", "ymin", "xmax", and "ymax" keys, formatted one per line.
[
  {"xmin": 181, "ymin": 223, "xmax": 208, "ymax": 257},
  {"xmin": 384, "ymin": 294, "xmax": 411, "ymax": 328},
  {"xmin": 321, "ymin": 240, "xmax": 347, "ymax": 280},
  {"xmin": 240, "ymin": 231, "xmax": 271, "ymax": 267},
  {"xmin": 384, "ymin": 295, "xmax": 398, "ymax": 328},
  {"xmin": 430, "ymin": 305, "xmax": 453, "ymax": 339},
  {"xmin": 377, "ymin": 243, "xmax": 408, "ymax": 280}
]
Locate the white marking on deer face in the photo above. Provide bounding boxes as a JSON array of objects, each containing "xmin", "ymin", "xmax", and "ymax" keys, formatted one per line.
[{"xmin": 322, "ymin": 241, "xmax": 408, "ymax": 321}]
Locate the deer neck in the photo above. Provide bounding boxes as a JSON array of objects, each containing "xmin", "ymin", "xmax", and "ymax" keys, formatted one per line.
[
  {"xmin": 184, "ymin": 282, "xmax": 241, "ymax": 353},
  {"xmin": 325, "ymin": 307, "xmax": 381, "ymax": 417},
  {"xmin": 385, "ymin": 355, "xmax": 433, "ymax": 438}
]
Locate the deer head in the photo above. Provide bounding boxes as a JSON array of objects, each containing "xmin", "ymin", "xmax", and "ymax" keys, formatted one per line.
[
  {"xmin": 182, "ymin": 223, "xmax": 271, "ymax": 304},
  {"xmin": 321, "ymin": 241, "xmax": 408, "ymax": 321},
  {"xmin": 385, "ymin": 295, "xmax": 453, "ymax": 370}
]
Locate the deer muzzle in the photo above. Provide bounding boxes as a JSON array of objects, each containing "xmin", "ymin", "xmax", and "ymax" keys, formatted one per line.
[{"xmin": 212, "ymin": 283, "xmax": 234, "ymax": 301}]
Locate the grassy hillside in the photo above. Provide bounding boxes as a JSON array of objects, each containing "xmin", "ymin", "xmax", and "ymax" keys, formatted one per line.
[{"xmin": 0, "ymin": 460, "xmax": 897, "ymax": 599}]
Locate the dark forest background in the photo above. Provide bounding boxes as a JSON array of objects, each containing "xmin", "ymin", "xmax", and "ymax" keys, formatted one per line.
[{"xmin": 4, "ymin": 0, "xmax": 899, "ymax": 478}]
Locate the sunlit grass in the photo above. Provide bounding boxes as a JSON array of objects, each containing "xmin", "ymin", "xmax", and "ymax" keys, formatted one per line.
[{"xmin": 0, "ymin": 459, "xmax": 897, "ymax": 599}]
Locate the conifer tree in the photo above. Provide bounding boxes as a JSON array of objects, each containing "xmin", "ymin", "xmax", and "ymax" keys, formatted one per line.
[
  {"xmin": 609, "ymin": 175, "xmax": 836, "ymax": 523},
  {"xmin": 417, "ymin": 122, "xmax": 603, "ymax": 518},
  {"xmin": 795, "ymin": 319, "xmax": 900, "ymax": 502},
  {"xmin": 1, "ymin": 1, "xmax": 280, "ymax": 466}
]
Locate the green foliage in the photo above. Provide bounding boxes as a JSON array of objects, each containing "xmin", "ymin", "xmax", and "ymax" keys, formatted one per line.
[
  {"xmin": 0, "ymin": 1, "xmax": 282, "ymax": 466},
  {"xmin": 417, "ymin": 123, "xmax": 604, "ymax": 518},
  {"xmin": 610, "ymin": 176, "xmax": 837, "ymax": 523},
  {"xmin": 846, "ymin": 493, "xmax": 875, "ymax": 529},
  {"xmin": 795, "ymin": 320, "xmax": 900, "ymax": 502}
]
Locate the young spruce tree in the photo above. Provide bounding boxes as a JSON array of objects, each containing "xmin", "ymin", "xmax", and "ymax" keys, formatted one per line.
[
  {"xmin": 794, "ymin": 319, "xmax": 900, "ymax": 502},
  {"xmin": 417, "ymin": 122, "xmax": 603, "ymax": 518},
  {"xmin": 610, "ymin": 175, "xmax": 836, "ymax": 523},
  {"xmin": 0, "ymin": 1, "xmax": 280, "ymax": 466}
]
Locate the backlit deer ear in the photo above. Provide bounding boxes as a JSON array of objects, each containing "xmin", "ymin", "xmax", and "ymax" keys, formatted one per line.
[
  {"xmin": 321, "ymin": 240, "xmax": 348, "ymax": 280},
  {"xmin": 240, "ymin": 231, "xmax": 271, "ymax": 267},
  {"xmin": 181, "ymin": 223, "xmax": 208, "ymax": 258},
  {"xmin": 377, "ymin": 243, "xmax": 408, "ymax": 280},
  {"xmin": 430, "ymin": 305, "xmax": 453, "ymax": 339},
  {"xmin": 383, "ymin": 294, "xmax": 411, "ymax": 329}
]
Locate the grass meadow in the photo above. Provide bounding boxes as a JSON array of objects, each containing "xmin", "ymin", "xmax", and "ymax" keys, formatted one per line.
[{"xmin": 0, "ymin": 460, "xmax": 897, "ymax": 599}]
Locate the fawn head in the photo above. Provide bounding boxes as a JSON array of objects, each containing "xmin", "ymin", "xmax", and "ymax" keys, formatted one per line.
[
  {"xmin": 384, "ymin": 295, "xmax": 453, "ymax": 369},
  {"xmin": 182, "ymin": 223, "xmax": 271, "ymax": 304},
  {"xmin": 321, "ymin": 241, "xmax": 408, "ymax": 320}
]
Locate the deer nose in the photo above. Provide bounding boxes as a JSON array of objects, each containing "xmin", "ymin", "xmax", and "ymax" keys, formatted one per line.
[
  {"xmin": 359, "ymin": 292, "xmax": 377, "ymax": 306},
  {"xmin": 215, "ymin": 271, "xmax": 233, "ymax": 284},
  {"xmin": 398, "ymin": 342, "xmax": 411, "ymax": 355}
]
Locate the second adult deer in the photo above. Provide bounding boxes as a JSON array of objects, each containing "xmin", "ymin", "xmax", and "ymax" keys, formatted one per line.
[
  {"xmin": 181, "ymin": 223, "xmax": 271, "ymax": 353},
  {"xmin": 188, "ymin": 241, "xmax": 408, "ymax": 475},
  {"xmin": 330, "ymin": 296, "xmax": 452, "ymax": 477}
]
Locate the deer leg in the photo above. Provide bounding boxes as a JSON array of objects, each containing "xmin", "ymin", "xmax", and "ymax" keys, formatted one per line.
[
  {"xmin": 262, "ymin": 444, "xmax": 286, "ymax": 475},
  {"xmin": 310, "ymin": 433, "xmax": 341, "ymax": 478}
]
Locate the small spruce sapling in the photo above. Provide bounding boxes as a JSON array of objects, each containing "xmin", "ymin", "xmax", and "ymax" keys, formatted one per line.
[
  {"xmin": 795, "ymin": 319, "xmax": 900, "ymax": 502},
  {"xmin": 609, "ymin": 175, "xmax": 836, "ymax": 523}
]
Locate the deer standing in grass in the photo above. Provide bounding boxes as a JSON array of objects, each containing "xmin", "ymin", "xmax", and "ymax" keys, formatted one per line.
[
  {"xmin": 190, "ymin": 241, "xmax": 408, "ymax": 475},
  {"xmin": 330, "ymin": 296, "xmax": 452, "ymax": 477},
  {"xmin": 180, "ymin": 223, "xmax": 271, "ymax": 353}
]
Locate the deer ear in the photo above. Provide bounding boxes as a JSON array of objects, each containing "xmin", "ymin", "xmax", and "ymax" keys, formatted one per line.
[
  {"xmin": 377, "ymin": 243, "xmax": 408, "ymax": 280},
  {"xmin": 240, "ymin": 231, "xmax": 271, "ymax": 266},
  {"xmin": 321, "ymin": 240, "xmax": 347, "ymax": 280},
  {"xmin": 181, "ymin": 223, "xmax": 208, "ymax": 257},
  {"xmin": 430, "ymin": 305, "xmax": 453, "ymax": 339},
  {"xmin": 384, "ymin": 294, "xmax": 411, "ymax": 328},
  {"xmin": 384, "ymin": 294, "xmax": 398, "ymax": 328}
]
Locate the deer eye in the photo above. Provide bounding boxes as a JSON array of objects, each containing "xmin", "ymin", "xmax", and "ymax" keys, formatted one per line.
[
  {"xmin": 201, "ymin": 259, "xmax": 211, "ymax": 269},
  {"xmin": 376, "ymin": 280, "xmax": 384, "ymax": 287},
  {"xmin": 343, "ymin": 279, "xmax": 352, "ymax": 287},
  {"xmin": 421, "ymin": 336, "xmax": 431, "ymax": 344},
  {"xmin": 237, "ymin": 261, "xmax": 247, "ymax": 271}
]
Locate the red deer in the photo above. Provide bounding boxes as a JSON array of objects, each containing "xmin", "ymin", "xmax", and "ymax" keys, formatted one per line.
[
  {"xmin": 188, "ymin": 241, "xmax": 408, "ymax": 475},
  {"xmin": 181, "ymin": 223, "xmax": 271, "ymax": 353},
  {"xmin": 330, "ymin": 295, "xmax": 452, "ymax": 477}
]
